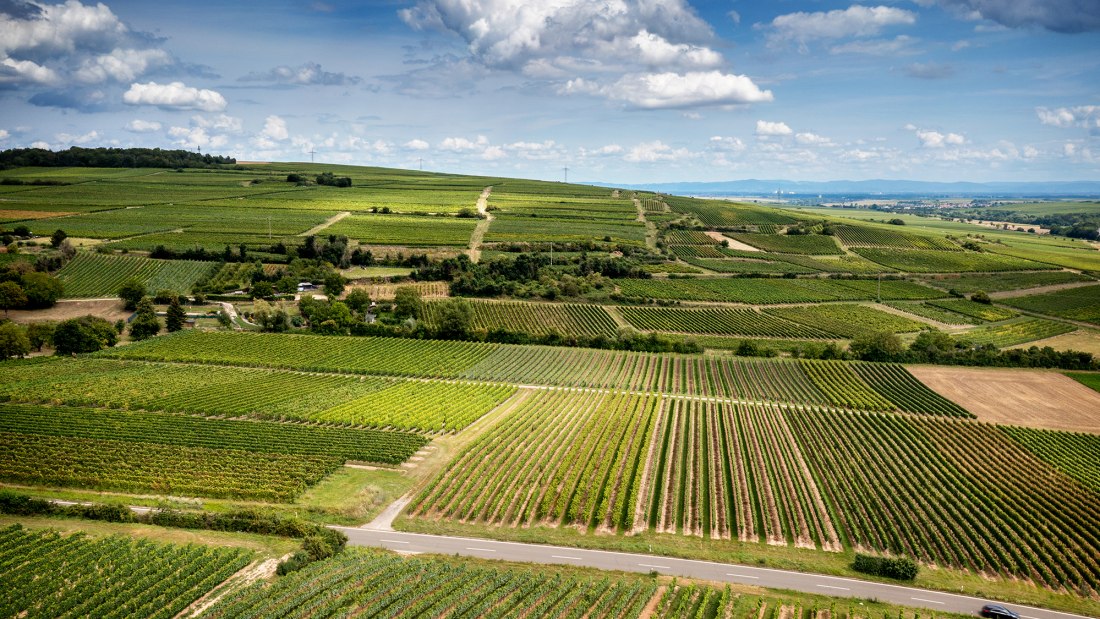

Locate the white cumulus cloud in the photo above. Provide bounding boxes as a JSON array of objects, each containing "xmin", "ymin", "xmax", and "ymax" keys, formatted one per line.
[
  {"xmin": 795, "ymin": 132, "xmax": 832, "ymax": 146},
  {"xmin": 75, "ymin": 48, "xmax": 170, "ymax": 83},
  {"xmin": 123, "ymin": 81, "xmax": 227, "ymax": 112},
  {"xmin": 1036, "ymin": 106, "xmax": 1099, "ymax": 129},
  {"xmin": 260, "ymin": 115, "xmax": 289, "ymax": 141},
  {"xmin": 624, "ymin": 140, "xmax": 694, "ymax": 163},
  {"xmin": 913, "ymin": 128, "xmax": 966, "ymax": 148},
  {"xmin": 764, "ymin": 5, "xmax": 917, "ymax": 48},
  {"xmin": 125, "ymin": 119, "xmax": 161, "ymax": 133},
  {"xmin": 0, "ymin": 57, "xmax": 59, "ymax": 84},
  {"xmin": 404, "ymin": 139, "xmax": 430, "ymax": 150},
  {"xmin": 756, "ymin": 120, "xmax": 793, "ymax": 136},
  {"xmin": 565, "ymin": 71, "xmax": 773, "ymax": 110}
]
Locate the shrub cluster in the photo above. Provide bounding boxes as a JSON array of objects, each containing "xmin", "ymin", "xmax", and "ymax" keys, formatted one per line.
[{"xmin": 852, "ymin": 553, "xmax": 919, "ymax": 580}]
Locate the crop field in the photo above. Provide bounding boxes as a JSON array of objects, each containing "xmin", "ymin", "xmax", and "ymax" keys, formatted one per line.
[
  {"xmin": 984, "ymin": 239, "xmax": 1100, "ymax": 272},
  {"xmin": 103, "ymin": 331, "xmax": 499, "ymax": 378},
  {"xmin": 677, "ymin": 256, "xmax": 816, "ymax": 275},
  {"xmin": 203, "ymin": 547, "xmax": 656, "ymax": 619},
  {"xmin": 851, "ymin": 363, "xmax": 971, "ymax": 416},
  {"xmin": 663, "ymin": 230, "xmax": 718, "ymax": 245},
  {"xmin": 764, "ymin": 253, "xmax": 893, "ymax": 274},
  {"xmin": 726, "ymin": 233, "xmax": 842, "ymax": 255},
  {"xmin": 105, "ymin": 331, "xmax": 961, "ymax": 413},
  {"xmin": 883, "ymin": 301, "xmax": 978, "ymax": 325},
  {"xmin": 1000, "ymin": 285, "xmax": 1100, "ymax": 325},
  {"xmin": 0, "ymin": 357, "xmax": 511, "ymax": 433},
  {"xmin": 1001, "ymin": 426, "xmax": 1100, "ymax": 494},
  {"xmin": 669, "ymin": 244, "xmax": 727, "ymax": 259},
  {"xmin": 920, "ymin": 271, "xmax": 1093, "ymax": 293},
  {"xmin": 615, "ymin": 277, "xmax": 943, "ymax": 304},
  {"xmin": 421, "ymin": 300, "xmax": 619, "ymax": 338},
  {"xmin": 0, "ymin": 402, "xmax": 425, "ymax": 464},
  {"xmin": 488, "ymin": 193, "xmax": 637, "ymax": 222},
  {"xmin": 486, "ymin": 214, "xmax": 647, "ymax": 246},
  {"xmin": 853, "ymin": 248, "xmax": 1057, "ymax": 273},
  {"xmin": 617, "ymin": 306, "xmax": 834, "ymax": 338},
  {"xmin": 833, "ymin": 225, "xmax": 959, "ymax": 250},
  {"xmin": 412, "ymin": 396, "xmax": 1095, "ymax": 590},
  {"xmin": 325, "ymin": 214, "xmax": 476, "ymax": 246},
  {"xmin": 105, "ymin": 231, "xmax": 301, "ymax": 253},
  {"xmin": 956, "ymin": 317, "xmax": 1076, "ymax": 347},
  {"xmin": 788, "ymin": 410, "xmax": 1100, "ymax": 591},
  {"xmin": 0, "ymin": 525, "xmax": 252, "ymax": 619},
  {"xmin": 57, "ymin": 253, "xmax": 216, "ymax": 297},
  {"xmin": 665, "ymin": 196, "xmax": 798, "ymax": 227},
  {"xmin": 351, "ymin": 281, "xmax": 449, "ymax": 300},
  {"xmin": 27, "ymin": 204, "xmax": 333, "ymax": 239},
  {"xmin": 925, "ymin": 298, "xmax": 1018, "ymax": 322},
  {"xmin": 764, "ymin": 304, "xmax": 926, "ymax": 338}
]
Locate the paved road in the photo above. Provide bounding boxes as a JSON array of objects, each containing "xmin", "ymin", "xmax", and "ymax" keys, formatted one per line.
[{"xmin": 334, "ymin": 527, "xmax": 1093, "ymax": 619}]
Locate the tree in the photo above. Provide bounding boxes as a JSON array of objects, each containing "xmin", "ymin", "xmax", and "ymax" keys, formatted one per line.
[
  {"xmin": 0, "ymin": 322, "xmax": 30, "ymax": 360},
  {"xmin": 166, "ymin": 296, "xmax": 186, "ymax": 332},
  {"xmin": 849, "ymin": 331, "xmax": 904, "ymax": 362},
  {"xmin": 437, "ymin": 298, "xmax": 473, "ymax": 339},
  {"xmin": 250, "ymin": 281, "xmax": 274, "ymax": 300},
  {"xmin": 12, "ymin": 225, "xmax": 30, "ymax": 238},
  {"xmin": 344, "ymin": 288, "xmax": 371, "ymax": 315},
  {"xmin": 393, "ymin": 286, "xmax": 423, "ymax": 320},
  {"xmin": 53, "ymin": 315, "xmax": 118, "ymax": 354},
  {"xmin": 128, "ymin": 298, "xmax": 161, "ymax": 340},
  {"xmin": 26, "ymin": 321, "xmax": 55, "ymax": 351},
  {"xmin": 0, "ymin": 281, "xmax": 27, "ymax": 315},
  {"xmin": 50, "ymin": 229, "xmax": 67, "ymax": 248},
  {"xmin": 970, "ymin": 291, "xmax": 992, "ymax": 305},
  {"xmin": 20, "ymin": 272, "xmax": 62, "ymax": 308},
  {"xmin": 117, "ymin": 277, "xmax": 146, "ymax": 311},
  {"xmin": 323, "ymin": 273, "xmax": 347, "ymax": 298}
]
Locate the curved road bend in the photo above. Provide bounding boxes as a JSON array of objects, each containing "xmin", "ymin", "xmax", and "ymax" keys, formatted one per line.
[{"xmin": 333, "ymin": 527, "xmax": 1093, "ymax": 619}]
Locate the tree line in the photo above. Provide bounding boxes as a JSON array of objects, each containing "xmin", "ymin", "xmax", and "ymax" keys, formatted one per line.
[{"xmin": 0, "ymin": 147, "xmax": 235, "ymax": 170}]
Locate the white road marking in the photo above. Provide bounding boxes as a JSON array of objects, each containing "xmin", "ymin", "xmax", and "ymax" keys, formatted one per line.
[
  {"xmin": 911, "ymin": 598, "xmax": 945, "ymax": 605},
  {"xmin": 551, "ymin": 555, "xmax": 582, "ymax": 560},
  {"xmin": 466, "ymin": 547, "xmax": 496, "ymax": 553},
  {"xmin": 639, "ymin": 564, "xmax": 670, "ymax": 570},
  {"xmin": 379, "ymin": 539, "xmax": 409, "ymax": 544},
  {"xmin": 727, "ymin": 574, "xmax": 760, "ymax": 579},
  {"xmin": 817, "ymin": 585, "xmax": 850, "ymax": 591}
]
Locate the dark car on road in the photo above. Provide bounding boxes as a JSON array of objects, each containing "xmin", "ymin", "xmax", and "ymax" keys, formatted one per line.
[{"xmin": 980, "ymin": 604, "xmax": 1020, "ymax": 619}]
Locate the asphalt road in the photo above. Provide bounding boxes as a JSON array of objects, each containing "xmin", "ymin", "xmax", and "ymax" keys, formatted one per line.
[{"xmin": 334, "ymin": 527, "xmax": 1094, "ymax": 619}]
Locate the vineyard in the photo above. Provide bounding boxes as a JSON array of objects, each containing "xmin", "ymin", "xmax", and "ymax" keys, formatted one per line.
[
  {"xmin": 787, "ymin": 410, "xmax": 1100, "ymax": 592},
  {"xmin": 852, "ymin": 248, "xmax": 1055, "ymax": 273},
  {"xmin": 920, "ymin": 270, "xmax": 1093, "ymax": 293},
  {"xmin": 764, "ymin": 304, "xmax": 927, "ymax": 338},
  {"xmin": 665, "ymin": 196, "xmax": 798, "ymax": 227},
  {"xmin": 102, "ymin": 331, "xmax": 963, "ymax": 414},
  {"xmin": 833, "ymin": 225, "xmax": 960, "ymax": 250},
  {"xmin": 56, "ymin": 253, "xmax": 216, "ymax": 298},
  {"xmin": 883, "ymin": 301, "xmax": 978, "ymax": 325},
  {"xmin": 0, "ymin": 357, "xmax": 512, "ymax": 433},
  {"xmin": 326, "ymin": 214, "xmax": 477, "ymax": 246},
  {"xmin": 614, "ymin": 277, "xmax": 943, "ymax": 304},
  {"xmin": 725, "ymin": 233, "xmax": 842, "ymax": 255},
  {"xmin": 925, "ymin": 298, "xmax": 1018, "ymax": 322},
  {"xmin": 1001, "ymin": 426, "xmax": 1100, "ymax": 494},
  {"xmin": 1000, "ymin": 284, "xmax": 1100, "ymax": 325},
  {"xmin": 201, "ymin": 547, "xmax": 656, "ymax": 619},
  {"xmin": 617, "ymin": 306, "xmax": 834, "ymax": 339},
  {"xmin": 421, "ymin": 300, "xmax": 619, "ymax": 338},
  {"xmin": 0, "ymin": 525, "xmax": 252, "ymax": 619},
  {"xmin": 349, "ymin": 281, "xmax": 449, "ymax": 300},
  {"xmin": 955, "ymin": 318, "xmax": 1076, "ymax": 347},
  {"xmin": 0, "ymin": 402, "xmax": 426, "ymax": 464},
  {"xmin": 411, "ymin": 396, "xmax": 1100, "ymax": 591}
]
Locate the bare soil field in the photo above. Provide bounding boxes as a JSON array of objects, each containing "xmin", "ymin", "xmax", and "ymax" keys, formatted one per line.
[
  {"xmin": 704, "ymin": 230, "xmax": 761, "ymax": 252},
  {"xmin": 908, "ymin": 366, "xmax": 1100, "ymax": 433},
  {"xmin": 8, "ymin": 299, "xmax": 129, "ymax": 324},
  {"xmin": 1009, "ymin": 329, "xmax": 1100, "ymax": 355}
]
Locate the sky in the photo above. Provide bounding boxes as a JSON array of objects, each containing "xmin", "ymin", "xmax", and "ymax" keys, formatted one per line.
[{"xmin": 1, "ymin": 0, "xmax": 1098, "ymax": 184}]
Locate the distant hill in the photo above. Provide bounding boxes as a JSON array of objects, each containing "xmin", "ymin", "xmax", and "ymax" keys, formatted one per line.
[{"xmin": 596, "ymin": 179, "xmax": 1100, "ymax": 197}]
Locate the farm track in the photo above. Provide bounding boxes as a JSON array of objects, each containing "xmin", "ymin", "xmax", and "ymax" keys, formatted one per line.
[
  {"xmin": 299, "ymin": 211, "xmax": 351, "ymax": 236},
  {"xmin": 871, "ymin": 302, "xmax": 963, "ymax": 332},
  {"xmin": 467, "ymin": 186, "xmax": 492, "ymax": 263},
  {"xmin": 634, "ymin": 197, "xmax": 658, "ymax": 251},
  {"xmin": 988, "ymin": 280, "xmax": 1099, "ymax": 299}
]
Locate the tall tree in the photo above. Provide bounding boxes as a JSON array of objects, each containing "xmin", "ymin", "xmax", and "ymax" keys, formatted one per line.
[
  {"xmin": 128, "ymin": 298, "xmax": 161, "ymax": 340},
  {"xmin": 165, "ymin": 296, "xmax": 186, "ymax": 332},
  {"xmin": 0, "ymin": 281, "xmax": 27, "ymax": 315}
]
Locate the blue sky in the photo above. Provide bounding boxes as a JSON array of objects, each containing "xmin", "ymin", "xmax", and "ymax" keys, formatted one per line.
[{"xmin": 1, "ymin": 0, "xmax": 1098, "ymax": 183}]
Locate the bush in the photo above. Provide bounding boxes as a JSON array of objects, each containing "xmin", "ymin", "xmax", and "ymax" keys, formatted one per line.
[{"xmin": 852, "ymin": 553, "xmax": 919, "ymax": 580}]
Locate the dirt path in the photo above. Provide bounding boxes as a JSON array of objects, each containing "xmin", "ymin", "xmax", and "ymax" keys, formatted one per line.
[
  {"xmin": 988, "ymin": 280, "xmax": 1097, "ymax": 300},
  {"xmin": 634, "ymin": 197, "xmax": 659, "ymax": 250},
  {"xmin": 704, "ymin": 230, "xmax": 762, "ymax": 252},
  {"xmin": 179, "ymin": 555, "xmax": 289, "ymax": 618},
  {"xmin": 300, "ymin": 211, "xmax": 351, "ymax": 237},
  {"xmin": 870, "ymin": 301, "xmax": 964, "ymax": 332},
  {"xmin": 467, "ymin": 186, "xmax": 493, "ymax": 263}
]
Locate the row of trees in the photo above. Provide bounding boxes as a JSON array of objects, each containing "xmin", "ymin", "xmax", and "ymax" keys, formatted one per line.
[
  {"xmin": 0, "ymin": 147, "xmax": 235, "ymax": 169},
  {"xmin": 412, "ymin": 253, "xmax": 648, "ymax": 300}
]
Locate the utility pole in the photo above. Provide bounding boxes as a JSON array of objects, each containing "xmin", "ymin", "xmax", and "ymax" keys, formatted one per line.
[
  {"xmin": 419, "ymin": 157, "xmax": 423, "ymax": 171},
  {"xmin": 309, "ymin": 149, "xmax": 316, "ymax": 163},
  {"xmin": 563, "ymin": 166, "xmax": 568, "ymax": 183}
]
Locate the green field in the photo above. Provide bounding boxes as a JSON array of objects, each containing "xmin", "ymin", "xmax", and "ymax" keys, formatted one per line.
[
  {"xmin": 852, "ymin": 248, "xmax": 1055, "ymax": 273},
  {"xmin": 1000, "ymin": 285, "xmax": 1100, "ymax": 325},
  {"xmin": 725, "ymin": 232, "xmax": 842, "ymax": 254},
  {"xmin": 56, "ymin": 253, "xmax": 216, "ymax": 298},
  {"xmin": 0, "ymin": 525, "xmax": 252, "ymax": 619},
  {"xmin": 615, "ymin": 277, "xmax": 944, "ymax": 303},
  {"xmin": 920, "ymin": 271, "xmax": 1093, "ymax": 293},
  {"xmin": 421, "ymin": 300, "xmax": 620, "ymax": 338},
  {"xmin": 618, "ymin": 306, "xmax": 833, "ymax": 338},
  {"xmin": 764, "ymin": 304, "xmax": 927, "ymax": 338},
  {"xmin": 956, "ymin": 317, "xmax": 1076, "ymax": 347},
  {"xmin": 326, "ymin": 213, "xmax": 477, "ymax": 246}
]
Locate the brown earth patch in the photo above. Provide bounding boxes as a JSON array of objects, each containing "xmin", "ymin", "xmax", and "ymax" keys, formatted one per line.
[
  {"xmin": 704, "ymin": 230, "xmax": 761, "ymax": 252},
  {"xmin": 908, "ymin": 365, "xmax": 1100, "ymax": 433},
  {"xmin": 7, "ymin": 299, "xmax": 129, "ymax": 324},
  {"xmin": 0, "ymin": 209, "xmax": 78, "ymax": 221}
]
